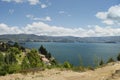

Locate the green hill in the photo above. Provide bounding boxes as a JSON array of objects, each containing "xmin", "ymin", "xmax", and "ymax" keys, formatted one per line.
[{"xmin": 0, "ymin": 42, "xmax": 56, "ymax": 76}]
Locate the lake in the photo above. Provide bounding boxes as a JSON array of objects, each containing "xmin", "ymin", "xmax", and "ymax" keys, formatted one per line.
[{"xmin": 21, "ymin": 42, "xmax": 120, "ymax": 67}]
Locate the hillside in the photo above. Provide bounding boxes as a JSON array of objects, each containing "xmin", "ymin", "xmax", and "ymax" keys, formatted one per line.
[
  {"xmin": 0, "ymin": 34, "xmax": 120, "ymax": 43},
  {"xmin": 0, "ymin": 62, "xmax": 120, "ymax": 80},
  {"xmin": 0, "ymin": 42, "xmax": 57, "ymax": 76}
]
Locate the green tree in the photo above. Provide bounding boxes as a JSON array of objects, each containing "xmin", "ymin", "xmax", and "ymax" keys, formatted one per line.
[
  {"xmin": 39, "ymin": 45, "xmax": 48, "ymax": 56},
  {"xmin": 107, "ymin": 57, "xmax": 115, "ymax": 63},
  {"xmin": 27, "ymin": 49, "xmax": 42, "ymax": 68},
  {"xmin": 46, "ymin": 52, "xmax": 51, "ymax": 59},
  {"xmin": 39, "ymin": 45, "xmax": 52, "ymax": 59},
  {"xmin": 99, "ymin": 59, "xmax": 104, "ymax": 66},
  {"xmin": 21, "ymin": 56, "xmax": 30, "ymax": 70},
  {"xmin": 5, "ymin": 47, "xmax": 19, "ymax": 64},
  {"xmin": 13, "ymin": 42, "xmax": 20, "ymax": 49},
  {"xmin": 8, "ymin": 47, "xmax": 20, "ymax": 55},
  {"xmin": 0, "ymin": 52, "xmax": 4, "ymax": 65},
  {"xmin": 117, "ymin": 53, "xmax": 120, "ymax": 61},
  {"xmin": 63, "ymin": 61, "xmax": 72, "ymax": 68},
  {"xmin": 8, "ymin": 64, "xmax": 21, "ymax": 74}
]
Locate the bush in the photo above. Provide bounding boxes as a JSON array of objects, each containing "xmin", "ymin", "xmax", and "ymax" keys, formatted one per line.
[
  {"xmin": 99, "ymin": 59, "xmax": 104, "ymax": 66},
  {"xmin": 0, "ymin": 53, "xmax": 4, "ymax": 65},
  {"xmin": 27, "ymin": 49, "xmax": 43, "ymax": 68},
  {"xmin": 8, "ymin": 64, "xmax": 21, "ymax": 74},
  {"xmin": 72, "ymin": 66, "xmax": 85, "ymax": 72},
  {"xmin": 63, "ymin": 61, "xmax": 72, "ymax": 68},
  {"xmin": 0, "ymin": 70, "xmax": 7, "ymax": 76},
  {"xmin": 21, "ymin": 56, "xmax": 30, "ymax": 70},
  {"xmin": 39, "ymin": 45, "xmax": 51, "ymax": 59},
  {"xmin": 117, "ymin": 53, "xmax": 120, "ymax": 61},
  {"xmin": 107, "ymin": 57, "xmax": 115, "ymax": 63}
]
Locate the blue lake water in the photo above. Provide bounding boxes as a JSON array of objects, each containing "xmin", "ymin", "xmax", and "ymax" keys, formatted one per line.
[{"xmin": 22, "ymin": 42, "xmax": 120, "ymax": 67}]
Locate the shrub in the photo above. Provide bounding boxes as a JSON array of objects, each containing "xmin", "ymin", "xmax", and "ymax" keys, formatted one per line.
[
  {"xmin": 107, "ymin": 57, "xmax": 115, "ymax": 63},
  {"xmin": 8, "ymin": 64, "xmax": 21, "ymax": 74},
  {"xmin": 0, "ymin": 52, "xmax": 4, "ymax": 65},
  {"xmin": 99, "ymin": 59, "xmax": 104, "ymax": 66},
  {"xmin": 27, "ymin": 49, "xmax": 42, "ymax": 68},
  {"xmin": 117, "ymin": 53, "xmax": 120, "ymax": 61},
  {"xmin": 0, "ymin": 70, "xmax": 7, "ymax": 76},
  {"xmin": 21, "ymin": 56, "xmax": 30, "ymax": 70},
  {"xmin": 72, "ymin": 66, "xmax": 85, "ymax": 72},
  {"xmin": 39, "ymin": 45, "xmax": 51, "ymax": 59},
  {"xmin": 63, "ymin": 61, "xmax": 72, "ymax": 68}
]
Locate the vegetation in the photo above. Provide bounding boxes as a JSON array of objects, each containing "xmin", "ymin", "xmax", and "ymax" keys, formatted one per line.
[
  {"xmin": 117, "ymin": 53, "xmax": 120, "ymax": 61},
  {"xmin": 107, "ymin": 57, "xmax": 115, "ymax": 63},
  {"xmin": 39, "ymin": 45, "xmax": 51, "ymax": 59},
  {"xmin": 99, "ymin": 59, "xmax": 104, "ymax": 66},
  {"xmin": 0, "ymin": 42, "xmax": 56, "ymax": 76},
  {"xmin": 1, "ymin": 41, "xmax": 120, "ymax": 76}
]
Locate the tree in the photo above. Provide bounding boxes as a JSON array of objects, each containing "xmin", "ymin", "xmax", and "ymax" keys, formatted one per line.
[
  {"xmin": 99, "ymin": 59, "xmax": 104, "ymax": 66},
  {"xmin": 13, "ymin": 42, "xmax": 20, "ymax": 48},
  {"xmin": 39, "ymin": 45, "xmax": 48, "ymax": 56},
  {"xmin": 107, "ymin": 57, "xmax": 114, "ymax": 63},
  {"xmin": 21, "ymin": 56, "xmax": 30, "ymax": 70},
  {"xmin": 46, "ymin": 52, "xmax": 51, "ymax": 59},
  {"xmin": 0, "ymin": 52, "xmax": 4, "ymax": 65},
  {"xmin": 8, "ymin": 47, "xmax": 20, "ymax": 55},
  {"xmin": 4, "ymin": 47, "xmax": 19, "ymax": 64},
  {"xmin": 39, "ymin": 45, "xmax": 52, "ymax": 59},
  {"xmin": 63, "ymin": 61, "xmax": 72, "ymax": 68},
  {"xmin": 117, "ymin": 53, "xmax": 120, "ymax": 61},
  {"xmin": 27, "ymin": 49, "xmax": 42, "ymax": 68}
]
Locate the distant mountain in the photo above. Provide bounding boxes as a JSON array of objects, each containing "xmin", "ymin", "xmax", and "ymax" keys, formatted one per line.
[{"xmin": 0, "ymin": 34, "xmax": 120, "ymax": 43}]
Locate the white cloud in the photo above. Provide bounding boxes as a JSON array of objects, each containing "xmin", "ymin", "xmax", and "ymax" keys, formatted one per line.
[
  {"xmin": 0, "ymin": 23, "xmax": 23, "ymax": 34},
  {"xmin": 28, "ymin": 0, "xmax": 40, "ymax": 5},
  {"xmin": 2, "ymin": 0, "xmax": 40, "ymax": 5},
  {"xmin": 26, "ymin": 14, "xmax": 52, "ymax": 21},
  {"xmin": 59, "ymin": 11, "xmax": 65, "ymax": 14},
  {"xmin": 1, "ymin": 22, "xmax": 120, "ymax": 37},
  {"xmin": 96, "ymin": 4, "xmax": 120, "ymax": 25},
  {"xmin": 2, "ymin": 0, "xmax": 23, "ymax": 3},
  {"xmin": 2, "ymin": 0, "xmax": 50, "ymax": 9},
  {"xmin": 26, "ymin": 14, "xmax": 34, "ymax": 19},
  {"xmin": 102, "ymin": 20, "xmax": 114, "ymax": 25},
  {"xmin": 59, "ymin": 11, "xmax": 71, "ymax": 17},
  {"xmin": 8, "ymin": 9, "xmax": 14, "ymax": 14},
  {"xmin": 41, "ymin": 4, "xmax": 47, "ymax": 8}
]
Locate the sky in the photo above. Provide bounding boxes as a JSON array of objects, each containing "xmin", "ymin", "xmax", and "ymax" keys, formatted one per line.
[{"xmin": 0, "ymin": 0, "xmax": 120, "ymax": 37}]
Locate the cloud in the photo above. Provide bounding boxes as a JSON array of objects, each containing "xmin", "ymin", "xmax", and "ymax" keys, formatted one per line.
[
  {"xmin": 26, "ymin": 14, "xmax": 52, "ymax": 21},
  {"xmin": 96, "ymin": 4, "xmax": 120, "ymax": 25},
  {"xmin": 59, "ymin": 11, "xmax": 65, "ymax": 14},
  {"xmin": 1, "ymin": 22, "xmax": 120, "ymax": 37},
  {"xmin": 0, "ymin": 23, "xmax": 23, "ymax": 34},
  {"xmin": 8, "ymin": 9, "xmax": 14, "ymax": 14},
  {"xmin": 28, "ymin": 0, "xmax": 40, "ymax": 5},
  {"xmin": 2, "ymin": 0, "xmax": 50, "ymax": 8},
  {"xmin": 2, "ymin": 0, "xmax": 40, "ymax": 5},
  {"xmin": 41, "ymin": 4, "xmax": 47, "ymax": 8},
  {"xmin": 59, "ymin": 11, "xmax": 71, "ymax": 17},
  {"xmin": 2, "ymin": 0, "xmax": 23, "ymax": 3}
]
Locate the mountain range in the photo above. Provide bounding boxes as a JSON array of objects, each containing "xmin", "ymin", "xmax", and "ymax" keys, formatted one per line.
[{"xmin": 0, "ymin": 34, "xmax": 120, "ymax": 43}]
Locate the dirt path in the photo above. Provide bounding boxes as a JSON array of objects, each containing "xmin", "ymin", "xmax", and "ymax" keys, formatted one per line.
[{"xmin": 0, "ymin": 62, "xmax": 120, "ymax": 80}]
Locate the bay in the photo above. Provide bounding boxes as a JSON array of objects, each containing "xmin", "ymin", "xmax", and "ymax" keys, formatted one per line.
[{"xmin": 21, "ymin": 42, "xmax": 120, "ymax": 67}]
